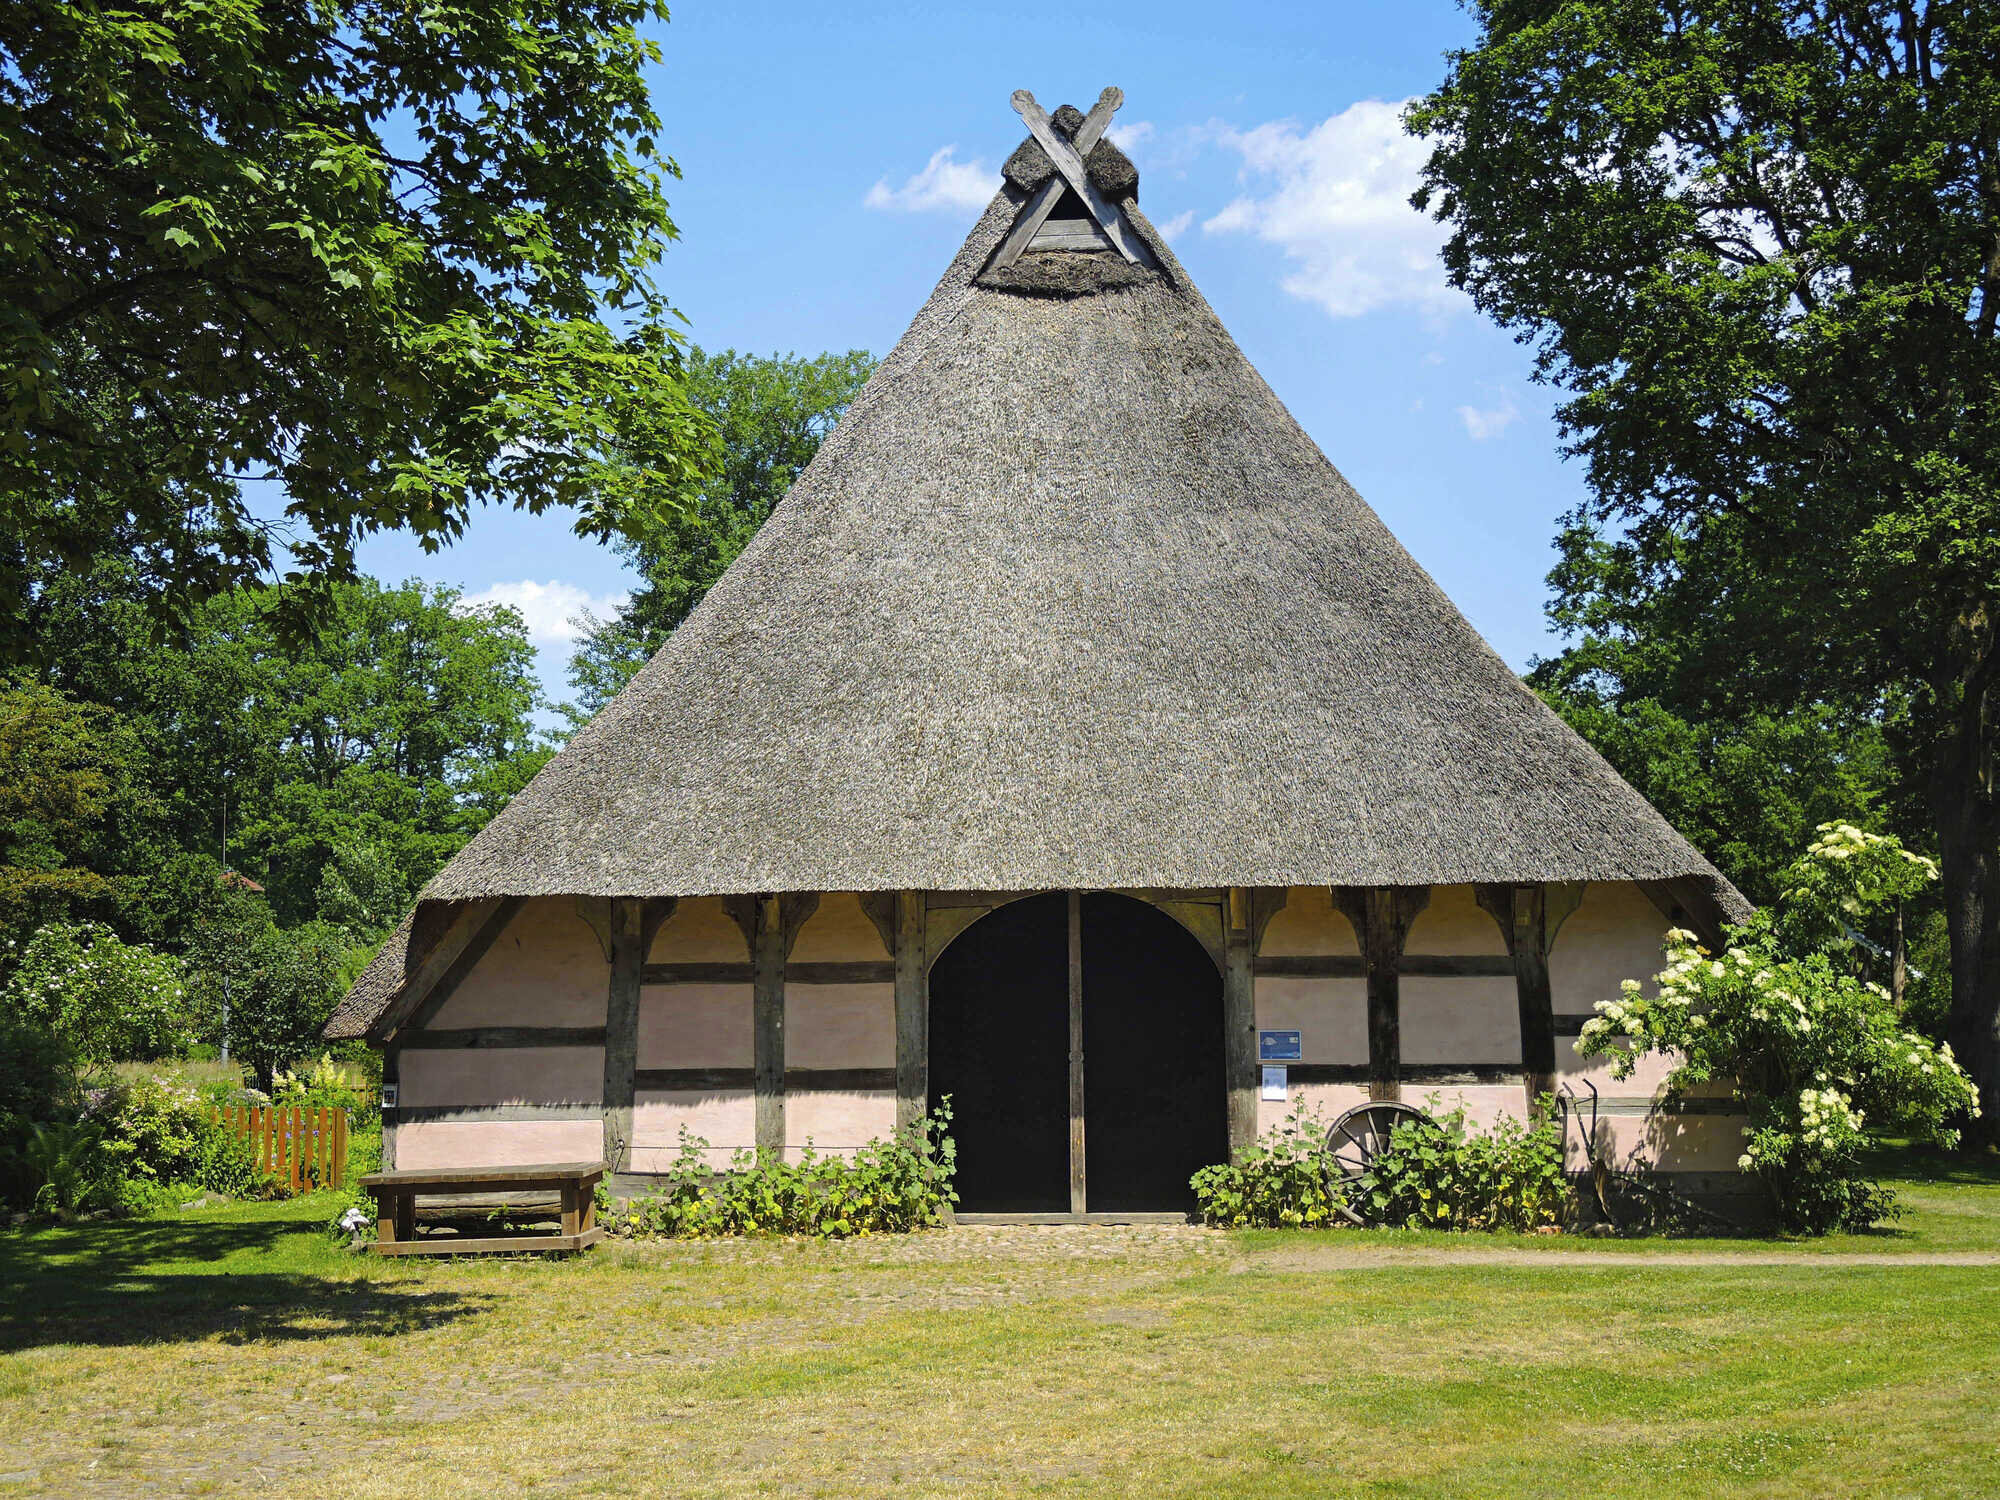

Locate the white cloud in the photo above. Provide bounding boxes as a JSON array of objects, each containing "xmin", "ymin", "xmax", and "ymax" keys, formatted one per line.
[
  {"xmin": 864, "ymin": 146, "xmax": 995, "ymax": 216},
  {"xmin": 1202, "ymin": 98, "xmax": 1457, "ymax": 320},
  {"xmin": 1107, "ymin": 120, "xmax": 1153, "ymax": 150},
  {"xmin": 459, "ymin": 579, "xmax": 628, "ymax": 645},
  {"xmin": 1455, "ymin": 395, "xmax": 1520, "ymax": 441},
  {"xmin": 1156, "ymin": 209, "xmax": 1195, "ymax": 241}
]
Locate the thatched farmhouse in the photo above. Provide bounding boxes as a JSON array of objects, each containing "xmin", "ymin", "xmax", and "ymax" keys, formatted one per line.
[{"xmin": 326, "ymin": 88, "xmax": 1751, "ymax": 1216}]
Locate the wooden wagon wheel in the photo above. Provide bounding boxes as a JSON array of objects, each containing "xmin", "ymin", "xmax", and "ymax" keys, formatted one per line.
[{"xmin": 1323, "ymin": 1101, "xmax": 1437, "ymax": 1226}]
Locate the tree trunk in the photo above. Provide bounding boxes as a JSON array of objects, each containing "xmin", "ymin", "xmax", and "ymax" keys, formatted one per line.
[{"xmin": 1936, "ymin": 661, "xmax": 2000, "ymax": 1143}]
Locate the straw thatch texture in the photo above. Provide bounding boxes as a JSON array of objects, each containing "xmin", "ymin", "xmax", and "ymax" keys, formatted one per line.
[{"xmin": 405, "ymin": 180, "xmax": 1736, "ymax": 914}]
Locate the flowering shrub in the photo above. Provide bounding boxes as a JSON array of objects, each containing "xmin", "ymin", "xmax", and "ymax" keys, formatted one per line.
[
  {"xmin": 86, "ymin": 1074, "xmax": 273, "ymax": 1206},
  {"xmin": 1580, "ymin": 826, "xmax": 1977, "ymax": 1233},
  {"xmin": 1190, "ymin": 1098, "xmax": 1345, "ymax": 1228},
  {"xmin": 274, "ymin": 1052, "xmax": 377, "ymax": 1127},
  {"xmin": 1354, "ymin": 1102, "xmax": 1572, "ymax": 1232},
  {"xmin": 607, "ymin": 1103, "xmax": 957, "ymax": 1239},
  {"xmin": 7, "ymin": 922, "xmax": 191, "ymax": 1065}
]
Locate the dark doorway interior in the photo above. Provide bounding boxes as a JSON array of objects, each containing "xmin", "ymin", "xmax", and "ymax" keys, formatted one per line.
[
  {"xmin": 926, "ymin": 892, "xmax": 1069, "ymax": 1212},
  {"xmin": 1081, "ymin": 893, "xmax": 1226, "ymax": 1212},
  {"xmin": 927, "ymin": 892, "xmax": 1228, "ymax": 1215}
]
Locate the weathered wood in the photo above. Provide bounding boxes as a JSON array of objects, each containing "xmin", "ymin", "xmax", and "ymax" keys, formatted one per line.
[
  {"xmin": 1067, "ymin": 890, "xmax": 1087, "ymax": 1215},
  {"xmin": 640, "ymin": 960, "xmax": 897, "ymax": 986},
  {"xmin": 1332, "ymin": 886, "xmax": 1431, "ymax": 1102},
  {"xmin": 574, "ymin": 896, "xmax": 614, "ymax": 961},
  {"xmin": 1009, "ymin": 89, "xmax": 1146, "ymax": 264},
  {"xmin": 602, "ymin": 898, "xmax": 644, "ymax": 1172},
  {"xmin": 858, "ymin": 890, "xmax": 898, "ymax": 956},
  {"xmin": 988, "ymin": 85, "xmax": 1122, "ymax": 270},
  {"xmin": 1637, "ymin": 876, "xmax": 1731, "ymax": 950},
  {"xmin": 1476, "ymin": 883, "xmax": 1582, "ymax": 1113},
  {"xmin": 371, "ymin": 1229, "xmax": 606, "ymax": 1257},
  {"xmin": 401, "ymin": 1026, "xmax": 607, "ymax": 1050},
  {"xmin": 1222, "ymin": 887, "xmax": 1258, "ymax": 1153},
  {"xmin": 371, "ymin": 897, "xmax": 508, "ymax": 1040},
  {"xmin": 1286, "ymin": 1063, "xmax": 1525, "ymax": 1086},
  {"xmin": 361, "ymin": 1161, "xmax": 606, "ymax": 1189},
  {"xmin": 1029, "ymin": 220, "xmax": 1115, "ymax": 251},
  {"xmin": 894, "ymin": 889, "xmax": 927, "ymax": 1129},
  {"xmin": 751, "ymin": 893, "xmax": 820, "ymax": 1156},
  {"xmin": 1251, "ymin": 953, "xmax": 1516, "ymax": 978},
  {"xmin": 630, "ymin": 1067, "xmax": 897, "ymax": 1093}
]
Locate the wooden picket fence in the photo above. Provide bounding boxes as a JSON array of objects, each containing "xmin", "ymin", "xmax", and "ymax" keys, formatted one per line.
[{"xmin": 209, "ymin": 1105, "xmax": 349, "ymax": 1192}]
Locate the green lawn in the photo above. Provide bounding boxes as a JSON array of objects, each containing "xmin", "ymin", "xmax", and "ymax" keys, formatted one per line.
[{"xmin": 2, "ymin": 1150, "xmax": 1997, "ymax": 1497}]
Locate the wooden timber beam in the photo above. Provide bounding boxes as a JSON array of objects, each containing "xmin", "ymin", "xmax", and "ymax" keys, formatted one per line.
[
  {"xmin": 1332, "ymin": 887, "xmax": 1432, "ymax": 1102},
  {"xmin": 602, "ymin": 898, "xmax": 645, "ymax": 1172},
  {"xmin": 1222, "ymin": 887, "xmax": 1259, "ymax": 1153},
  {"xmin": 894, "ymin": 891, "xmax": 928, "ymax": 1131},
  {"xmin": 370, "ymin": 897, "xmax": 511, "ymax": 1042},
  {"xmin": 1475, "ymin": 883, "xmax": 1585, "ymax": 1115}
]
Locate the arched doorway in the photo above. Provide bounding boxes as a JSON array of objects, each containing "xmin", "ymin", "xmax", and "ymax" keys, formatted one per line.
[{"xmin": 928, "ymin": 892, "xmax": 1227, "ymax": 1214}]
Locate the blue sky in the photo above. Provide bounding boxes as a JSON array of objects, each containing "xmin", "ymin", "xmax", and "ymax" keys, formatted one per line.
[{"xmin": 357, "ymin": 1, "xmax": 1586, "ymax": 721}]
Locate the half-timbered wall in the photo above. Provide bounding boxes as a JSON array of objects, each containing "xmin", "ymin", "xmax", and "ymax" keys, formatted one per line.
[
  {"xmin": 784, "ymin": 893, "xmax": 896, "ymax": 1158},
  {"xmin": 395, "ymin": 898, "xmax": 605, "ymax": 1170},
  {"xmin": 1253, "ymin": 885, "xmax": 1369, "ymax": 1129},
  {"xmin": 633, "ymin": 896, "xmax": 753, "ymax": 1171}
]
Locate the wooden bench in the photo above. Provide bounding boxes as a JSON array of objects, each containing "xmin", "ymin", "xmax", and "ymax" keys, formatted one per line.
[{"xmin": 359, "ymin": 1161, "xmax": 607, "ymax": 1256}]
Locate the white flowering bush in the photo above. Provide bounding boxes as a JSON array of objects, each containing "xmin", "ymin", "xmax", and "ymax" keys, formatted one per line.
[
  {"xmin": 6, "ymin": 922, "xmax": 193, "ymax": 1066},
  {"xmin": 1580, "ymin": 827, "xmax": 1976, "ymax": 1234}
]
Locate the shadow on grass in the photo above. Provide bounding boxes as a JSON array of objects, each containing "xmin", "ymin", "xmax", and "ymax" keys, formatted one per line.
[{"xmin": 0, "ymin": 1217, "xmax": 494, "ymax": 1351}]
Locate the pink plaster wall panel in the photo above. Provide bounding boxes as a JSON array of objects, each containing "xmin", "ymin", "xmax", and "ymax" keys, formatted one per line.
[
  {"xmin": 786, "ymin": 984, "xmax": 894, "ymax": 1069},
  {"xmin": 400, "ymin": 1046, "xmax": 603, "ymax": 1108},
  {"xmin": 1405, "ymin": 1084, "xmax": 1528, "ymax": 1131},
  {"xmin": 1404, "ymin": 884, "xmax": 1510, "ymax": 956},
  {"xmin": 636, "ymin": 984, "xmax": 752, "ymax": 1068},
  {"xmin": 631, "ymin": 1089, "xmax": 755, "ymax": 1156},
  {"xmin": 791, "ymin": 892, "xmax": 890, "ymax": 962},
  {"xmin": 648, "ymin": 895, "xmax": 750, "ymax": 964},
  {"xmin": 1254, "ymin": 977, "xmax": 1367, "ymax": 1062},
  {"xmin": 1578, "ymin": 1111, "xmax": 1748, "ymax": 1173},
  {"xmin": 786, "ymin": 1089, "xmax": 896, "ymax": 1154},
  {"xmin": 425, "ymin": 898, "xmax": 607, "ymax": 1029},
  {"xmin": 1256, "ymin": 1082, "xmax": 1370, "ymax": 1137},
  {"xmin": 1557, "ymin": 1034, "xmax": 1680, "ymax": 1095},
  {"xmin": 1401, "ymin": 979, "xmax": 1520, "ymax": 1063},
  {"xmin": 1259, "ymin": 886, "xmax": 1359, "ymax": 957},
  {"xmin": 396, "ymin": 1119, "xmax": 601, "ymax": 1170},
  {"xmin": 1550, "ymin": 882, "xmax": 1670, "ymax": 1017}
]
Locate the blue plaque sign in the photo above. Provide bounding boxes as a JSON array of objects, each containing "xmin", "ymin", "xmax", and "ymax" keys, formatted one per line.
[{"xmin": 1258, "ymin": 1029, "xmax": 1302, "ymax": 1062}]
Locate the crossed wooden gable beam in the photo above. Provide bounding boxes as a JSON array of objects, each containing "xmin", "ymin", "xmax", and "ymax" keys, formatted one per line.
[{"xmin": 990, "ymin": 87, "xmax": 1155, "ymax": 269}]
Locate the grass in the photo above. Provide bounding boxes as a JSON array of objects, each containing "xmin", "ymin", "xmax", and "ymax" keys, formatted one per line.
[{"xmin": 1, "ymin": 1148, "xmax": 1997, "ymax": 1497}]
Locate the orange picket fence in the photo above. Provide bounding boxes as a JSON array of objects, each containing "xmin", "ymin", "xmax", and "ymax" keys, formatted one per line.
[{"xmin": 209, "ymin": 1105, "xmax": 350, "ymax": 1192}]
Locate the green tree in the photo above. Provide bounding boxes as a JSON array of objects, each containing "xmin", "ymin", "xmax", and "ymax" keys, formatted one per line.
[
  {"xmin": 1411, "ymin": 1, "xmax": 2000, "ymax": 1131},
  {"xmin": 566, "ymin": 347, "xmax": 876, "ymax": 718},
  {"xmin": 1, "ymin": 0, "xmax": 711, "ymax": 655},
  {"xmin": 186, "ymin": 905, "xmax": 345, "ymax": 1092}
]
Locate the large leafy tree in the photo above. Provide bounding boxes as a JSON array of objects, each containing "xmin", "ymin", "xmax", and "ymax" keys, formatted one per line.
[
  {"xmin": 33, "ymin": 569, "xmax": 547, "ymax": 928},
  {"xmin": 0, "ymin": 0, "xmax": 710, "ymax": 653},
  {"xmin": 1410, "ymin": 2, "xmax": 2000, "ymax": 1129},
  {"xmin": 566, "ymin": 346, "xmax": 876, "ymax": 718}
]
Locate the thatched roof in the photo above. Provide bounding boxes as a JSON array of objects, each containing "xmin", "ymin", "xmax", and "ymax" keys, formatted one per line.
[{"xmin": 406, "ymin": 98, "xmax": 1742, "ymax": 915}]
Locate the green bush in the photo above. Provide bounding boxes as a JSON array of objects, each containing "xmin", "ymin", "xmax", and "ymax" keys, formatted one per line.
[
  {"xmin": 1355, "ymin": 1102, "xmax": 1573, "ymax": 1232},
  {"xmin": 86, "ymin": 1074, "xmax": 272, "ymax": 1202},
  {"xmin": 0, "ymin": 1010, "xmax": 79, "ymax": 1206},
  {"xmin": 1190, "ymin": 1098, "xmax": 1345, "ymax": 1228},
  {"xmin": 609, "ymin": 1103, "xmax": 957, "ymax": 1239}
]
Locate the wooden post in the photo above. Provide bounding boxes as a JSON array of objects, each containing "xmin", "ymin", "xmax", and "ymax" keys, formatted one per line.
[
  {"xmin": 379, "ymin": 1048, "xmax": 399, "ymax": 1171},
  {"xmin": 602, "ymin": 898, "xmax": 644, "ymax": 1173},
  {"xmin": 1067, "ymin": 890, "xmax": 1087, "ymax": 1216},
  {"xmin": 1222, "ymin": 887, "xmax": 1258, "ymax": 1153},
  {"xmin": 754, "ymin": 894, "xmax": 787, "ymax": 1157},
  {"xmin": 894, "ymin": 890, "xmax": 928, "ymax": 1130},
  {"xmin": 1334, "ymin": 887, "xmax": 1431, "ymax": 1102},
  {"xmin": 1476, "ymin": 883, "xmax": 1583, "ymax": 1115}
]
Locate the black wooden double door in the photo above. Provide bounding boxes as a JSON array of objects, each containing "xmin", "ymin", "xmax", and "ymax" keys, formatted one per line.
[{"xmin": 928, "ymin": 892, "xmax": 1227, "ymax": 1214}]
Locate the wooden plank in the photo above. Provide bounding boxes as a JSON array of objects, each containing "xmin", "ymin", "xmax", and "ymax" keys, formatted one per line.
[
  {"xmin": 754, "ymin": 896, "xmax": 786, "ymax": 1156},
  {"xmin": 402, "ymin": 1026, "xmax": 609, "ymax": 1050},
  {"xmin": 602, "ymin": 898, "xmax": 644, "ymax": 1173},
  {"xmin": 1638, "ymin": 876, "xmax": 1731, "ymax": 950},
  {"xmin": 1475, "ymin": 883, "xmax": 1561, "ymax": 1113},
  {"xmin": 1333, "ymin": 886, "xmax": 1431, "ymax": 1102},
  {"xmin": 1029, "ymin": 224, "xmax": 1115, "ymax": 251},
  {"xmin": 371, "ymin": 896, "xmax": 508, "ymax": 1040},
  {"xmin": 987, "ymin": 85, "xmax": 1122, "ymax": 269},
  {"xmin": 407, "ymin": 896, "xmax": 529, "ymax": 1033},
  {"xmin": 894, "ymin": 890, "xmax": 927, "ymax": 1129},
  {"xmin": 369, "ymin": 1228, "xmax": 605, "ymax": 1257},
  {"xmin": 362, "ymin": 1161, "xmax": 606, "ymax": 1189},
  {"xmin": 1222, "ymin": 888, "xmax": 1258, "ymax": 1153},
  {"xmin": 1068, "ymin": 890, "xmax": 1086, "ymax": 1216},
  {"xmin": 1010, "ymin": 89, "xmax": 1148, "ymax": 264}
]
